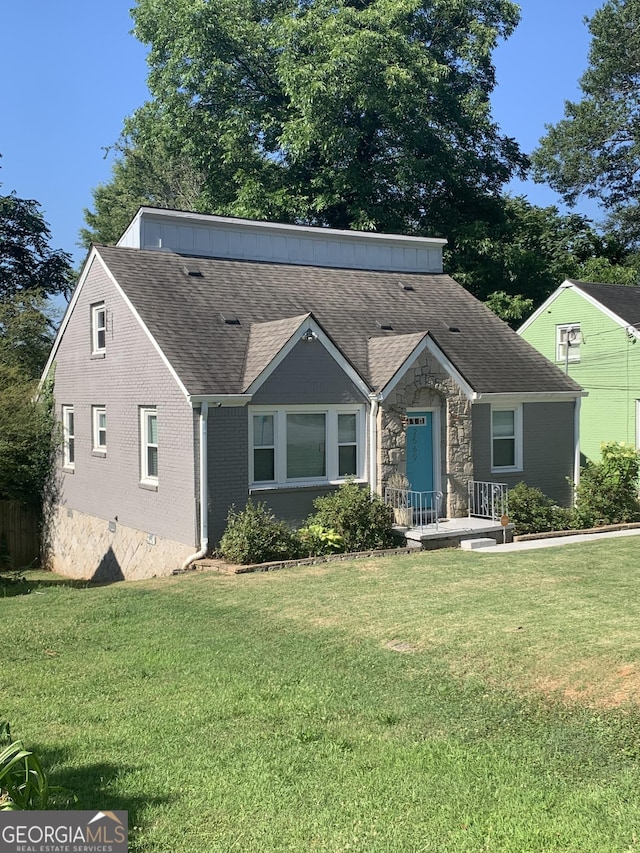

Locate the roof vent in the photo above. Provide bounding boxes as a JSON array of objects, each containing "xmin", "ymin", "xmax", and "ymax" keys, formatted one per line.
[
  {"xmin": 398, "ymin": 282, "xmax": 415, "ymax": 292},
  {"xmin": 220, "ymin": 313, "xmax": 240, "ymax": 326},
  {"xmin": 376, "ymin": 321, "xmax": 394, "ymax": 331},
  {"xmin": 183, "ymin": 264, "xmax": 203, "ymax": 277},
  {"xmin": 448, "ymin": 326, "xmax": 461, "ymax": 333}
]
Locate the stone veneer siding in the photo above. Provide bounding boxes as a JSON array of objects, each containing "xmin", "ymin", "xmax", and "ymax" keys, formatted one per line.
[
  {"xmin": 379, "ymin": 348, "xmax": 473, "ymax": 518},
  {"xmin": 49, "ymin": 506, "xmax": 195, "ymax": 582}
]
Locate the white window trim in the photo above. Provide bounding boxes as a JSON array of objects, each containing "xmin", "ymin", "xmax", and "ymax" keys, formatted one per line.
[
  {"xmin": 91, "ymin": 302, "xmax": 107, "ymax": 355},
  {"xmin": 249, "ymin": 404, "xmax": 366, "ymax": 487},
  {"xmin": 62, "ymin": 405, "xmax": 75, "ymax": 471},
  {"xmin": 140, "ymin": 407, "xmax": 158, "ymax": 486},
  {"xmin": 491, "ymin": 404, "xmax": 523, "ymax": 473},
  {"xmin": 92, "ymin": 406, "xmax": 107, "ymax": 454},
  {"xmin": 556, "ymin": 323, "xmax": 581, "ymax": 363}
]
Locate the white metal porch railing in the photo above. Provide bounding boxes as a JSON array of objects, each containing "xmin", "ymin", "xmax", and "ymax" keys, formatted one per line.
[
  {"xmin": 384, "ymin": 488, "xmax": 444, "ymax": 531},
  {"xmin": 468, "ymin": 481, "xmax": 508, "ymax": 521}
]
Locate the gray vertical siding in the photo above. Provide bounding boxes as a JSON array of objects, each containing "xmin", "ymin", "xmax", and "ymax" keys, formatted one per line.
[
  {"xmin": 472, "ymin": 401, "xmax": 575, "ymax": 504},
  {"xmin": 52, "ymin": 257, "xmax": 197, "ymax": 547},
  {"xmin": 251, "ymin": 340, "xmax": 366, "ymax": 404}
]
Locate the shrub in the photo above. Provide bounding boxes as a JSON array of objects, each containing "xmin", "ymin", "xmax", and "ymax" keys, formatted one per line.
[
  {"xmin": 308, "ymin": 480, "xmax": 394, "ymax": 552},
  {"xmin": 298, "ymin": 523, "xmax": 344, "ymax": 556},
  {"xmin": 575, "ymin": 441, "xmax": 640, "ymax": 527},
  {"xmin": 219, "ymin": 501, "xmax": 302, "ymax": 564},
  {"xmin": 507, "ymin": 482, "xmax": 577, "ymax": 535}
]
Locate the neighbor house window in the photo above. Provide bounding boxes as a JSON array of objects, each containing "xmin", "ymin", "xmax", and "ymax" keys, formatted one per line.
[
  {"xmin": 91, "ymin": 302, "xmax": 107, "ymax": 354},
  {"xmin": 556, "ymin": 324, "xmax": 581, "ymax": 363},
  {"xmin": 491, "ymin": 406, "xmax": 522, "ymax": 471},
  {"xmin": 91, "ymin": 406, "xmax": 107, "ymax": 454},
  {"xmin": 250, "ymin": 406, "xmax": 363, "ymax": 485},
  {"xmin": 62, "ymin": 406, "xmax": 75, "ymax": 470},
  {"xmin": 140, "ymin": 408, "xmax": 158, "ymax": 484}
]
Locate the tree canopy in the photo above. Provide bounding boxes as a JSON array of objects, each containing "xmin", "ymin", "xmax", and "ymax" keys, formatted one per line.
[
  {"xmin": 84, "ymin": 0, "xmax": 527, "ymax": 245},
  {"xmin": 0, "ymin": 190, "xmax": 73, "ymax": 300},
  {"xmin": 0, "ymin": 180, "xmax": 67, "ymax": 511},
  {"xmin": 532, "ymin": 0, "xmax": 640, "ymax": 244}
]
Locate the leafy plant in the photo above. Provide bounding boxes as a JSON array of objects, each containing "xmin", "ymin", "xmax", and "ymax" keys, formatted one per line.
[
  {"xmin": 219, "ymin": 501, "xmax": 302, "ymax": 565},
  {"xmin": 298, "ymin": 524, "xmax": 345, "ymax": 556},
  {"xmin": 575, "ymin": 441, "xmax": 640, "ymax": 527},
  {"xmin": 0, "ymin": 721, "xmax": 70, "ymax": 810},
  {"xmin": 507, "ymin": 482, "xmax": 577, "ymax": 535},
  {"xmin": 308, "ymin": 480, "xmax": 394, "ymax": 553}
]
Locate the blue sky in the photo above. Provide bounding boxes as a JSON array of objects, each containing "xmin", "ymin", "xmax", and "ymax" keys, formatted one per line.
[{"xmin": 1, "ymin": 1, "xmax": 603, "ymax": 268}]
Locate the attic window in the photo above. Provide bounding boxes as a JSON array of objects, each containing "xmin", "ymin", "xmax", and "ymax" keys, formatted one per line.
[
  {"xmin": 220, "ymin": 313, "xmax": 240, "ymax": 326},
  {"xmin": 183, "ymin": 264, "xmax": 203, "ymax": 277},
  {"xmin": 398, "ymin": 282, "xmax": 415, "ymax": 292},
  {"xmin": 376, "ymin": 321, "xmax": 394, "ymax": 331}
]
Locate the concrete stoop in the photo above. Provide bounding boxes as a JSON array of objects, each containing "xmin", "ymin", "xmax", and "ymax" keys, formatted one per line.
[{"xmin": 460, "ymin": 537, "xmax": 499, "ymax": 551}]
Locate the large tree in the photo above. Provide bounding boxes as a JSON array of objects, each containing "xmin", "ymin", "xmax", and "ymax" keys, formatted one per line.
[
  {"xmin": 0, "ymin": 190, "xmax": 73, "ymax": 300},
  {"xmin": 0, "ymin": 180, "xmax": 70, "ymax": 511},
  {"xmin": 532, "ymin": 0, "xmax": 640, "ymax": 244},
  {"xmin": 448, "ymin": 196, "xmax": 638, "ymax": 321},
  {"xmin": 84, "ymin": 0, "xmax": 527, "ymax": 245}
]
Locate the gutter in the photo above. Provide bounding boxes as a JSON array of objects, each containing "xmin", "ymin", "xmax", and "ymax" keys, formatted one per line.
[
  {"xmin": 182, "ymin": 401, "xmax": 210, "ymax": 569},
  {"xmin": 369, "ymin": 394, "xmax": 382, "ymax": 496},
  {"xmin": 573, "ymin": 396, "xmax": 582, "ymax": 500}
]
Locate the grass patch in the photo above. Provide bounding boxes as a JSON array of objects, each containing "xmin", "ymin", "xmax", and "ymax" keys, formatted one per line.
[{"xmin": 3, "ymin": 541, "xmax": 640, "ymax": 850}]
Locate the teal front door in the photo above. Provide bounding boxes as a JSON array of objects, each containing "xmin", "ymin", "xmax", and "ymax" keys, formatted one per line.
[{"xmin": 406, "ymin": 411, "xmax": 434, "ymax": 493}]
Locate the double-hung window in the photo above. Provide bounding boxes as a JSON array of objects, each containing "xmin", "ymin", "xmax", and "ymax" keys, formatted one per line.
[
  {"xmin": 91, "ymin": 302, "xmax": 107, "ymax": 355},
  {"xmin": 491, "ymin": 406, "xmax": 522, "ymax": 472},
  {"xmin": 140, "ymin": 407, "xmax": 158, "ymax": 485},
  {"xmin": 62, "ymin": 406, "xmax": 75, "ymax": 470},
  {"xmin": 92, "ymin": 406, "xmax": 107, "ymax": 454},
  {"xmin": 250, "ymin": 406, "xmax": 363, "ymax": 485},
  {"xmin": 556, "ymin": 324, "xmax": 581, "ymax": 363}
]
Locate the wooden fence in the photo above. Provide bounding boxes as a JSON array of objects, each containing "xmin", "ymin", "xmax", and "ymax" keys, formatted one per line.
[{"xmin": 0, "ymin": 501, "xmax": 40, "ymax": 568}]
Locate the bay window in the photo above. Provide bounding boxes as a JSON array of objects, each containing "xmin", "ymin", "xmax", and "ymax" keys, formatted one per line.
[{"xmin": 250, "ymin": 406, "xmax": 364, "ymax": 485}]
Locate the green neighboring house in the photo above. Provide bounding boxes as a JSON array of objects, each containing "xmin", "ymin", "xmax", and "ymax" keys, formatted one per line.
[{"xmin": 519, "ymin": 279, "xmax": 640, "ymax": 463}]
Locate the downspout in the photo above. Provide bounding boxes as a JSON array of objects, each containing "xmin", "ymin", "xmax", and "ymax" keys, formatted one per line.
[
  {"xmin": 369, "ymin": 394, "xmax": 381, "ymax": 496},
  {"xmin": 573, "ymin": 396, "xmax": 581, "ymax": 503},
  {"xmin": 182, "ymin": 401, "xmax": 209, "ymax": 569}
]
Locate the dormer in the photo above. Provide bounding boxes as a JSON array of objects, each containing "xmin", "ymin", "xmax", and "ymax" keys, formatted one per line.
[{"xmin": 117, "ymin": 207, "xmax": 446, "ymax": 274}]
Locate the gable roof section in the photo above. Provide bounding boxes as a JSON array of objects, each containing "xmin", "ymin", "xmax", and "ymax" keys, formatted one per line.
[
  {"xmin": 519, "ymin": 279, "xmax": 640, "ymax": 337},
  {"xmin": 242, "ymin": 314, "xmax": 311, "ymax": 390},
  {"xmin": 569, "ymin": 280, "xmax": 640, "ymax": 331},
  {"xmin": 85, "ymin": 244, "xmax": 581, "ymax": 398}
]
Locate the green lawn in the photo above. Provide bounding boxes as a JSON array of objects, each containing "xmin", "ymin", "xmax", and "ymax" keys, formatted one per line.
[{"xmin": 2, "ymin": 540, "xmax": 640, "ymax": 851}]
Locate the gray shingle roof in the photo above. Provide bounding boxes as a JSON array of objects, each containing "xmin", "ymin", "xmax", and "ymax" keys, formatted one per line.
[
  {"xmin": 568, "ymin": 280, "xmax": 640, "ymax": 329},
  {"xmin": 96, "ymin": 245, "xmax": 580, "ymax": 397}
]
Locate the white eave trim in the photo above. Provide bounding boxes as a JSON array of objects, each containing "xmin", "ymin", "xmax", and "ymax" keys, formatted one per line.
[
  {"xmin": 40, "ymin": 246, "xmax": 191, "ymax": 401},
  {"xmin": 517, "ymin": 281, "xmax": 570, "ymax": 335},
  {"xmin": 474, "ymin": 390, "xmax": 588, "ymax": 404},
  {"xmin": 518, "ymin": 278, "xmax": 640, "ymax": 340},
  {"xmin": 40, "ymin": 245, "xmax": 99, "ymax": 385},
  {"xmin": 244, "ymin": 316, "xmax": 371, "ymax": 400},
  {"xmin": 379, "ymin": 333, "xmax": 476, "ymax": 401},
  {"xmin": 188, "ymin": 394, "xmax": 253, "ymax": 407}
]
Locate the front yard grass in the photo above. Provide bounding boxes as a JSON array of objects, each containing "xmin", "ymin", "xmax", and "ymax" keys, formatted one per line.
[{"xmin": 3, "ymin": 539, "xmax": 640, "ymax": 851}]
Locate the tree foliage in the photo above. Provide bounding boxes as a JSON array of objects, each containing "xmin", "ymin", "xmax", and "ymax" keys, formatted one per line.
[
  {"xmin": 83, "ymin": 0, "xmax": 527, "ymax": 245},
  {"xmin": 447, "ymin": 195, "xmax": 636, "ymax": 321},
  {"xmin": 532, "ymin": 0, "xmax": 640, "ymax": 243},
  {"xmin": 0, "ymin": 190, "xmax": 73, "ymax": 300},
  {"xmin": 0, "ymin": 180, "xmax": 67, "ymax": 512}
]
